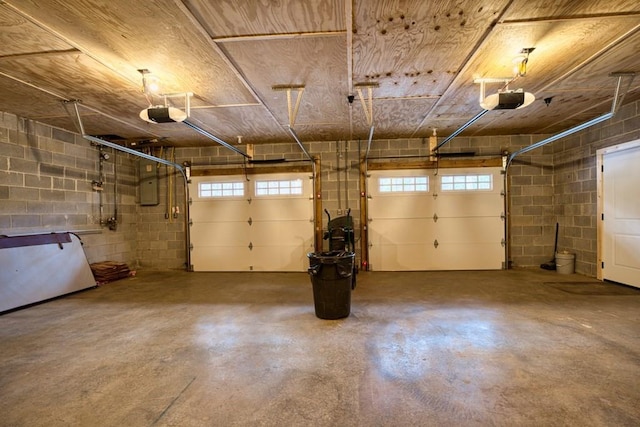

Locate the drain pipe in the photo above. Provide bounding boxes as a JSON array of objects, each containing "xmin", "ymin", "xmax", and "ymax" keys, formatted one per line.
[
  {"xmin": 503, "ymin": 72, "xmax": 635, "ymax": 268},
  {"xmin": 287, "ymin": 125, "xmax": 323, "ymax": 249},
  {"xmin": 110, "ymin": 149, "xmax": 118, "ymax": 231},
  {"xmin": 360, "ymin": 125, "xmax": 375, "ymax": 270},
  {"xmin": 71, "ymin": 102, "xmax": 192, "ymax": 271}
]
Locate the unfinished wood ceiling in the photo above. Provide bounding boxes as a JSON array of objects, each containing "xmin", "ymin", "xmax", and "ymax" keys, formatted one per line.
[{"xmin": 0, "ymin": 0, "xmax": 638, "ymax": 148}]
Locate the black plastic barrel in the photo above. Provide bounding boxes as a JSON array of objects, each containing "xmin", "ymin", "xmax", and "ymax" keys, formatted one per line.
[{"xmin": 307, "ymin": 251, "xmax": 355, "ymax": 319}]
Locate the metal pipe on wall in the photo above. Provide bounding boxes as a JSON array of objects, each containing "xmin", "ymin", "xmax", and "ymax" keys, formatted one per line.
[
  {"xmin": 111, "ymin": 149, "xmax": 118, "ymax": 231},
  {"xmin": 344, "ymin": 140, "xmax": 349, "ymax": 210},
  {"xmin": 71, "ymin": 102, "xmax": 192, "ymax": 271},
  {"xmin": 336, "ymin": 140, "xmax": 342, "ymax": 210},
  {"xmin": 502, "ymin": 72, "xmax": 635, "ymax": 268}
]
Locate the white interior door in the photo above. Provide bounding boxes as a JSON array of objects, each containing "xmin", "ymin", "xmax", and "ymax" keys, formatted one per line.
[
  {"xmin": 189, "ymin": 173, "xmax": 313, "ymax": 272},
  {"xmin": 602, "ymin": 142, "xmax": 640, "ymax": 288},
  {"xmin": 367, "ymin": 167, "xmax": 504, "ymax": 271}
]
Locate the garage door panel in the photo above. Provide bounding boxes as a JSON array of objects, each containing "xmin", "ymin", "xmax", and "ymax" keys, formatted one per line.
[
  {"xmin": 435, "ymin": 193, "xmax": 504, "ymax": 217},
  {"xmin": 190, "ymin": 222, "xmax": 249, "ymax": 244},
  {"xmin": 369, "ymin": 196, "xmax": 434, "ymax": 219},
  {"xmin": 251, "ymin": 198, "xmax": 311, "ymax": 221},
  {"xmin": 434, "ymin": 218, "xmax": 504, "ymax": 243},
  {"xmin": 251, "ymin": 220, "xmax": 312, "ymax": 245},
  {"xmin": 191, "ymin": 246, "xmax": 249, "ymax": 271},
  {"xmin": 369, "ymin": 243, "xmax": 439, "ymax": 271},
  {"xmin": 432, "ymin": 243, "xmax": 504, "ymax": 270},
  {"xmin": 189, "ymin": 200, "xmax": 250, "ymax": 222},
  {"xmin": 252, "ymin": 243, "xmax": 314, "ymax": 272},
  {"xmin": 367, "ymin": 167, "xmax": 504, "ymax": 271},
  {"xmin": 369, "ymin": 219, "xmax": 436, "ymax": 245},
  {"xmin": 189, "ymin": 172, "xmax": 312, "ymax": 272}
]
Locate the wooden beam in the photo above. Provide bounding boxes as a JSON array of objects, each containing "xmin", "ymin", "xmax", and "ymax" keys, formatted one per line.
[
  {"xmin": 313, "ymin": 157, "xmax": 323, "ymax": 252},
  {"xmin": 0, "ymin": 48, "xmax": 81, "ymax": 61},
  {"xmin": 213, "ymin": 30, "xmax": 345, "ymax": 43},
  {"xmin": 367, "ymin": 157, "xmax": 502, "ymax": 170},
  {"xmin": 191, "ymin": 164, "xmax": 312, "ymax": 177},
  {"xmin": 359, "ymin": 159, "xmax": 369, "ymax": 270}
]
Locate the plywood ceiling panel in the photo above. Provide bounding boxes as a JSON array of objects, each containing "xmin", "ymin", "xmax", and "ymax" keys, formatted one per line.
[
  {"xmin": 221, "ymin": 36, "xmax": 349, "ymax": 127},
  {"xmin": 417, "ymin": 16, "xmax": 640, "ymax": 136},
  {"xmin": 502, "ymin": 0, "xmax": 640, "ymax": 21},
  {"xmin": 0, "ymin": 0, "xmax": 638, "ymax": 148},
  {"xmin": 353, "ymin": 0, "xmax": 511, "ymax": 98},
  {"xmin": 183, "ymin": 0, "xmax": 345, "ymax": 37},
  {"xmin": 0, "ymin": 7, "xmax": 72, "ymax": 56},
  {"xmin": 188, "ymin": 106, "xmax": 288, "ymax": 145},
  {"xmin": 3, "ymin": 0, "xmax": 256, "ymax": 105},
  {"xmin": 0, "ymin": 74, "xmax": 70, "ymax": 119}
]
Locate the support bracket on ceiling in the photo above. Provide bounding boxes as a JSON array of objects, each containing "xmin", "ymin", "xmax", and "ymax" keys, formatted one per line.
[
  {"xmin": 272, "ymin": 85, "xmax": 305, "ymax": 127},
  {"xmin": 506, "ymin": 71, "xmax": 636, "ymax": 168},
  {"xmin": 160, "ymin": 92, "xmax": 193, "ymax": 117},
  {"xmin": 355, "ymin": 82, "xmax": 379, "ymax": 127}
]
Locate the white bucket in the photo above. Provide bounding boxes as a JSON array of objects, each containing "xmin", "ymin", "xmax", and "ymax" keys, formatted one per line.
[{"xmin": 555, "ymin": 251, "xmax": 575, "ymax": 274}]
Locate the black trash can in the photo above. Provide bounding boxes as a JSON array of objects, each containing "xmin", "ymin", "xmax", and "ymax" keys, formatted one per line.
[{"xmin": 307, "ymin": 251, "xmax": 355, "ymax": 319}]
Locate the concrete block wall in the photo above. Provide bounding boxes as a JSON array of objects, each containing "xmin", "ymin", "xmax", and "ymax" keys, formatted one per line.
[
  {"xmin": 4, "ymin": 98, "xmax": 638, "ymax": 275},
  {"xmin": 552, "ymin": 99, "xmax": 640, "ymax": 276},
  {"xmin": 135, "ymin": 150, "xmax": 188, "ymax": 270},
  {"xmin": 0, "ymin": 111, "xmax": 138, "ymax": 266}
]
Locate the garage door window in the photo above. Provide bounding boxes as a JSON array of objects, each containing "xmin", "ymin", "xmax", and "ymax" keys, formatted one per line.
[
  {"xmin": 441, "ymin": 174, "xmax": 492, "ymax": 191},
  {"xmin": 379, "ymin": 176, "xmax": 429, "ymax": 193},
  {"xmin": 255, "ymin": 179, "xmax": 303, "ymax": 196},
  {"xmin": 198, "ymin": 181, "xmax": 245, "ymax": 198}
]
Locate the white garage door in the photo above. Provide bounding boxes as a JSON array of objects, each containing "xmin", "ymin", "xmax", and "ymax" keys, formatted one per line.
[
  {"xmin": 189, "ymin": 172, "xmax": 313, "ymax": 272},
  {"xmin": 602, "ymin": 142, "xmax": 640, "ymax": 288},
  {"xmin": 367, "ymin": 167, "xmax": 504, "ymax": 271}
]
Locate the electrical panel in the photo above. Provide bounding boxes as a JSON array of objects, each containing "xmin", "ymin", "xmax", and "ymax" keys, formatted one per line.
[{"xmin": 139, "ymin": 159, "xmax": 159, "ymax": 206}]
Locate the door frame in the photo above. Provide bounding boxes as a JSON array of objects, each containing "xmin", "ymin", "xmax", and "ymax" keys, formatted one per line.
[
  {"xmin": 596, "ymin": 138, "xmax": 640, "ymax": 281},
  {"xmin": 360, "ymin": 157, "xmax": 503, "ymax": 270},
  {"xmin": 189, "ymin": 162, "xmax": 320, "ymax": 270}
]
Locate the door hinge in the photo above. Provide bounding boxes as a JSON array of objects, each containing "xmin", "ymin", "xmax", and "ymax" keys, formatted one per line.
[
  {"xmin": 433, "ymin": 239, "xmax": 439, "ymax": 248},
  {"xmin": 188, "ymin": 197, "xmax": 193, "ymax": 205},
  {"xmin": 433, "ymin": 213, "xmax": 438, "ymax": 223},
  {"xmin": 189, "ymin": 243, "xmax": 194, "ymax": 251},
  {"xmin": 247, "ymin": 197, "xmax": 252, "ymax": 204},
  {"xmin": 501, "ymin": 238, "xmax": 506, "ymax": 247},
  {"xmin": 501, "ymin": 212, "xmax": 506, "ymax": 221},
  {"xmin": 248, "ymin": 241, "xmax": 253, "ymax": 251},
  {"xmin": 188, "ymin": 219, "xmax": 193, "ymax": 226},
  {"xmin": 247, "ymin": 217, "xmax": 252, "ymax": 226},
  {"xmin": 601, "ymin": 213, "xmax": 604, "ymax": 220},
  {"xmin": 601, "ymin": 262, "xmax": 605, "ymax": 269}
]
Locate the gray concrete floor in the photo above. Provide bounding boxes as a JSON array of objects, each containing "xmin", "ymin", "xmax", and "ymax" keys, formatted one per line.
[{"xmin": 1, "ymin": 269, "xmax": 640, "ymax": 426}]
